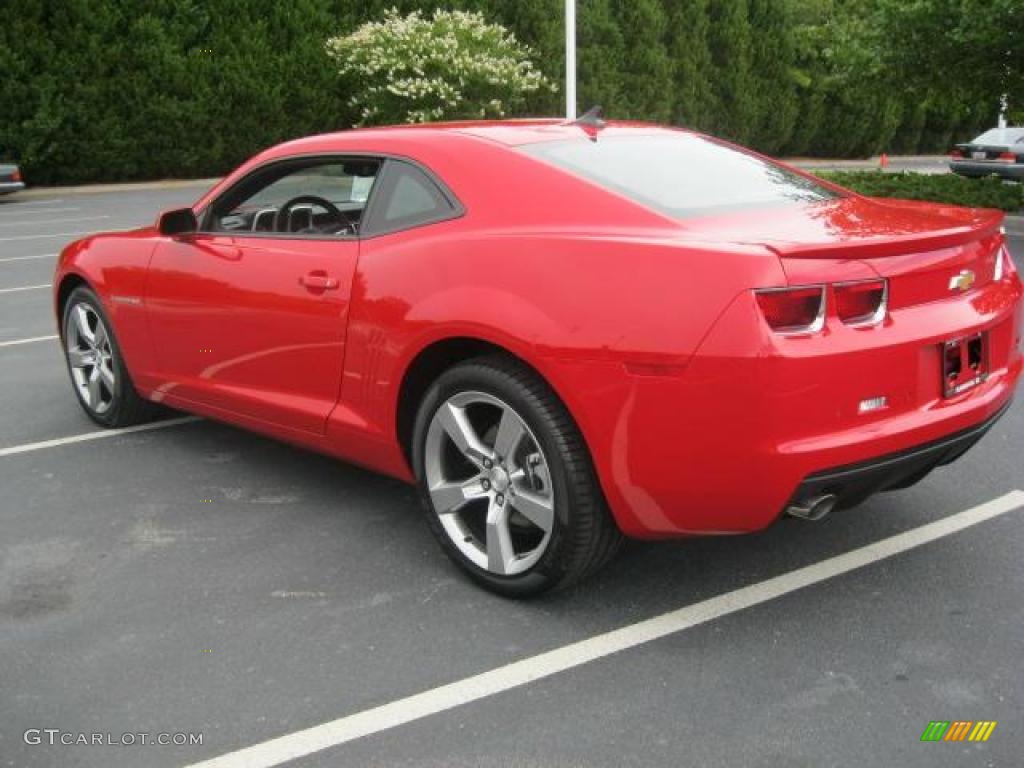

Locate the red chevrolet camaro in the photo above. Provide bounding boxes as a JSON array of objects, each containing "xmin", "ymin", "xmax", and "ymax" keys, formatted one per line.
[{"xmin": 54, "ymin": 119, "xmax": 1022, "ymax": 595}]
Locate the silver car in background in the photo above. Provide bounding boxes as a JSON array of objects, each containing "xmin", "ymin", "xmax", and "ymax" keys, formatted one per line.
[
  {"xmin": 0, "ymin": 163, "xmax": 25, "ymax": 195},
  {"xmin": 950, "ymin": 127, "xmax": 1024, "ymax": 180}
]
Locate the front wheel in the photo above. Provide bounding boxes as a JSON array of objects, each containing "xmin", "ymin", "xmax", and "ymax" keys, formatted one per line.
[
  {"xmin": 62, "ymin": 286, "xmax": 157, "ymax": 428},
  {"xmin": 412, "ymin": 355, "xmax": 622, "ymax": 597}
]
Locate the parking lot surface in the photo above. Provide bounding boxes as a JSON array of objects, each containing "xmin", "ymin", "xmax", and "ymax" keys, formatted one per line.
[{"xmin": 0, "ymin": 188, "xmax": 1021, "ymax": 767}]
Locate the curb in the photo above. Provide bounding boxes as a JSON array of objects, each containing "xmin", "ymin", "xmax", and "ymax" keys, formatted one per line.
[
  {"xmin": 788, "ymin": 156, "xmax": 950, "ymax": 172},
  {"xmin": 10, "ymin": 178, "xmax": 220, "ymax": 199}
]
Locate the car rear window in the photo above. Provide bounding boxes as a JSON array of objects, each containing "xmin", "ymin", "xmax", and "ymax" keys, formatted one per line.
[
  {"xmin": 973, "ymin": 128, "xmax": 1024, "ymax": 145},
  {"xmin": 520, "ymin": 133, "xmax": 840, "ymax": 220}
]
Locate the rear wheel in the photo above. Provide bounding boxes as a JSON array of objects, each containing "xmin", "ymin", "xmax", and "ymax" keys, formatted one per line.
[
  {"xmin": 412, "ymin": 355, "xmax": 622, "ymax": 596},
  {"xmin": 62, "ymin": 286, "xmax": 157, "ymax": 428}
]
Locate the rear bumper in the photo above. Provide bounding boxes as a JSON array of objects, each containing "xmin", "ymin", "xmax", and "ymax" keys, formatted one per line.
[
  {"xmin": 548, "ymin": 269, "xmax": 1023, "ymax": 538},
  {"xmin": 787, "ymin": 399, "xmax": 1011, "ymax": 512},
  {"xmin": 0, "ymin": 181, "xmax": 25, "ymax": 195},
  {"xmin": 950, "ymin": 161, "xmax": 1024, "ymax": 179}
]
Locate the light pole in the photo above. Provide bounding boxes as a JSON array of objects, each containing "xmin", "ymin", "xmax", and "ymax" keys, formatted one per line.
[{"xmin": 565, "ymin": 0, "xmax": 576, "ymax": 120}]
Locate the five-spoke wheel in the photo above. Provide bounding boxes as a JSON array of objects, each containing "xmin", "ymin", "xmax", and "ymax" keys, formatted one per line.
[
  {"xmin": 61, "ymin": 286, "xmax": 156, "ymax": 427},
  {"xmin": 425, "ymin": 391, "xmax": 556, "ymax": 576},
  {"xmin": 66, "ymin": 302, "xmax": 117, "ymax": 415},
  {"xmin": 413, "ymin": 356, "xmax": 622, "ymax": 596}
]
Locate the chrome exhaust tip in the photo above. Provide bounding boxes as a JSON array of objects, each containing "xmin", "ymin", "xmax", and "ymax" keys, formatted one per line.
[{"xmin": 785, "ymin": 493, "xmax": 837, "ymax": 522}]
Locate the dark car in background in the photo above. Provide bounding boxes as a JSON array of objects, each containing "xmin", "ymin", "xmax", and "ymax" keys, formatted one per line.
[
  {"xmin": 950, "ymin": 127, "xmax": 1024, "ymax": 180},
  {"xmin": 0, "ymin": 163, "xmax": 25, "ymax": 195}
]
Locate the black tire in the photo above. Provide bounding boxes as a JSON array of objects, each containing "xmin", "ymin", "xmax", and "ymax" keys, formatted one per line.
[
  {"xmin": 412, "ymin": 354, "xmax": 622, "ymax": 597},
  {"xmin": 61, "ymin": 286, "xmax": 158, "ymax": 428}
]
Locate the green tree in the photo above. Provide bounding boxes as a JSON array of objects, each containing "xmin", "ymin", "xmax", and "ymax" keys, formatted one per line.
[
  {"xmin": 876, "ymin": 0, "xmax": 1021, "ymax": 121},
  {"xmin": 612, "ymin": 0, "xmax": 673, "ymax": 122},
  {"xmin": 789, "ymin": 0, "xmax": 904, "ymax": 157},
  {"xmin": 706, "ymin": 0, "xmax": 757, "ymax": 143},
  {"xmin": 484, "ymin": 0, "xmax": 565, "ymax": 116},
  {"xmin": 0, "ymin": 0, "xmax": 345, "ymax": 184},
  {"xmin": 666, "ymin": 0, "xmax": 717, "ymax": 132},
  {"xmin": 576, "ymin": 0, "xmax": 627, "ymax": 115},
  {"xmin": 1, "ymin": 0, "xmax": 1010, "ymax": 183},
  {"xmin": 747, "ymin": 0, "xmax": 799, "ymax": 153}
]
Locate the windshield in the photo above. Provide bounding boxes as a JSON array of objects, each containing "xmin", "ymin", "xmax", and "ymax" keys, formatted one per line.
[
  {"xmin": 973, "ymin": 128, "xmax": 1024, "ymax": 146},
  {"xmin": 520, "ymin": 133, "xmax": 841, "ymax": 220}
]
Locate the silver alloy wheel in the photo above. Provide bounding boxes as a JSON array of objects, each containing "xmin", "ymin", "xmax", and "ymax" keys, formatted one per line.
[
  {"xmin": 65, "ymin": 303, "xmax": 116, "ymax": 415},
  {"xmin": 424, "ymin": 391, "xmax": 556, "ymax": 576}
]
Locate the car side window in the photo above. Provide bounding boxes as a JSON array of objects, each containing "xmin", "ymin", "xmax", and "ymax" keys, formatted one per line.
[
  {"xmin": 203, "ymin": 158, "xmax": 381, "ymax": 238},
  {"xmin": 362, "ymin": 160, "xmax": 460, "ymax": 236}
]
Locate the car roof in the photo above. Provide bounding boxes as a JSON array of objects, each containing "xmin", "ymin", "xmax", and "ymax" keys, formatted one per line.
[
  {"xmin": 973, "ymin": 127, "xmax": 1024, "ymax": 144},
  {"xmin": 197, "ymin": 119, "xmax": 690, "ymax": 217},
  {"xmin": 272, "ymin": 119, "xmax": 683, "ymax": 153},
  {"xmin": 450, "ymin": 119, "xmax": 680, "ymax": 145}
]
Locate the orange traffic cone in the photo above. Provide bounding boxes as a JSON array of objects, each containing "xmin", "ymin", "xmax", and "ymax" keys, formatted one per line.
[{"xmin": 879, "ymin": 153, "xmax": 889, "ymax": 169}]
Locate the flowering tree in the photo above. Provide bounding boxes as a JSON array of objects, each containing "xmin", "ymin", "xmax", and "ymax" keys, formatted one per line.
[{"xmin": 326, "ymin": 9, "xmax": 553, "ymax": 126}]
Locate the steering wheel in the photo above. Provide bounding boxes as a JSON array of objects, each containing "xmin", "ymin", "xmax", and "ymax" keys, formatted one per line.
[{"xmin": 274, "ymin": 195, "xmax": 351, "ymax": 235}]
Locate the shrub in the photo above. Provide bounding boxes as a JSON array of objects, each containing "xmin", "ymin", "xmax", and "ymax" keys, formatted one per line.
[
  {"xmin": 325, "ymin": 8, "xmax": 552, "ymax": 125},
  {"xmin": 0, "ymin": 0, "xmax": 346, "ymax": 185},
  {"xmin": 815, "ymin": 171, "xmax": 1024, "ymax": 212},
  {"xmin": 0, "ymin": 2, "xmax": 1009, "ymax": 185}
]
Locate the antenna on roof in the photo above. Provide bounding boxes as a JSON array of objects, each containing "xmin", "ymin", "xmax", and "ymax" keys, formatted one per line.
[
  {"xmin": 569, "ymin": 106, "xmax": 606, "ymax": 140},
  {"xmin": 572, "ymin": 106, "xmax": 605, "ymax": 127}
]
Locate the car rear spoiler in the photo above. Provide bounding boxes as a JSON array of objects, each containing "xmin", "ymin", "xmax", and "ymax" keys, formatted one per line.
[{"xmin": 760, "ymin": 210, "xmax": 1004, "ymax": 260}]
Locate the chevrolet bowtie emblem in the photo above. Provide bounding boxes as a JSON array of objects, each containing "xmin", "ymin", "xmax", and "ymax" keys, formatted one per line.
[{"xmin": 949, "ymin": 269, "xmax": 975, "ymax": 292}]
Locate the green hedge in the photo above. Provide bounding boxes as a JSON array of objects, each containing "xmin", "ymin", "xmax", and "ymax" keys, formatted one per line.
[
  {"xmin": 816, "ymin": 171, "xmax": 1024, "ymax": 212},
  {"xmin": 0, "ymin": 1, "xmax": 1006, "ymax": 185},
  {"xmin": 0, "ymin": 0, "xmax": 348, "ymax": 185}
]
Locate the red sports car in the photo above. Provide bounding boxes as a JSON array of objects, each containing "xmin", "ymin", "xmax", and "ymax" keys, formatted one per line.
[{"xmin": 54, "ymin": 119, "xmax": 1023, "ymax": 595}]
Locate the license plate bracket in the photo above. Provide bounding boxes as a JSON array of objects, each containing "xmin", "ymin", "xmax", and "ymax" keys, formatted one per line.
[{"xmin": 942, "ymin": 332, "xmax": 988, "ymax": 398}]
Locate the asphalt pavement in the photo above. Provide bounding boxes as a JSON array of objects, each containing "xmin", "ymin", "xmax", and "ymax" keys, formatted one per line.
[{"xmin": 0, "ymin": 187, "xmax": 1021, "ymax": 768}]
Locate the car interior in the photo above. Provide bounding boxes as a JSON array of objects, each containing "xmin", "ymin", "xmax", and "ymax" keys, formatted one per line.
[{"xmin": 205, "ymin": 158, "xmax": 381, "ymax": 237}]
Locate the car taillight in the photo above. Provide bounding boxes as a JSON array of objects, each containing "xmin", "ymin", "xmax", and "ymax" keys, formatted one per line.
[
  {"xmin": 755, "ymin": 285, "xmax": 826, "ymax": 335},
  {"xmin": 834, "ymin": 279, "xmax": 887, "ymax": 326},
  {"xmin": 949, "ymin": 149, "xmax": 964, "ymax": 159},
  {"xmin": 998, "ymin": 151, "xmax": 1017, "ymax": 162},
  {"xmin": 11, "ymin": 168, "xmax": 21, "ymax": 182}
]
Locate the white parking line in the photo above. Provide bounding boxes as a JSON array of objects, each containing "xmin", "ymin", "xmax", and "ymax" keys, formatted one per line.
[
  {"xmin": 0, "ymin": 253, "xmax": 57, "ymax": 263},
  {"xmin": 0, "ymin": 207, "xmax": 80, "ymax": 217},
  {"xmin": 0, "ymin": 335, "xmax": 58, "ymax": 348},
  {"xmin": 183, "ymin": 490, "xmax": 1024, "ymax": 768},
  {"xmin": 0, "ymin": 227, "xmax": 133, "ymax": 241},
  {"xmin": 0, "ymin": 416, "xmax": 200, "ymax": 458},
  {"xmin": 0, "ymin": 283, "xmax": 51, "ymax": 294},
  {"xmin": 0, "ymin": 198, "xmax": 65, "ymax": 206},
  {"xmin": 0, "ymin": 228, "xmax": 131, "ymax": 242},
  {"xmin": 0, "ymin": 215, "xmax": 110, "ymax": 229}
]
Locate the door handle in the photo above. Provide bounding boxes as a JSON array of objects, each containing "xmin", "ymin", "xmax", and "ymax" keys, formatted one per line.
[{"xmin": 299, "ymin": 272, "xmax": 339, "ymax": 291}]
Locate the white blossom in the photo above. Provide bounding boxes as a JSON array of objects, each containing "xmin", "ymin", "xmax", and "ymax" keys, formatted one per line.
[{"xmin": 326, "ymin": 8, "xmax": 554, "ymax": 126}]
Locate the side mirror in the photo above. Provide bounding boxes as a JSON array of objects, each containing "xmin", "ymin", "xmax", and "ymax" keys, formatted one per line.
[{"xmin": 158, "ymin": 207, "xmax": 198, "ymax": 237}]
